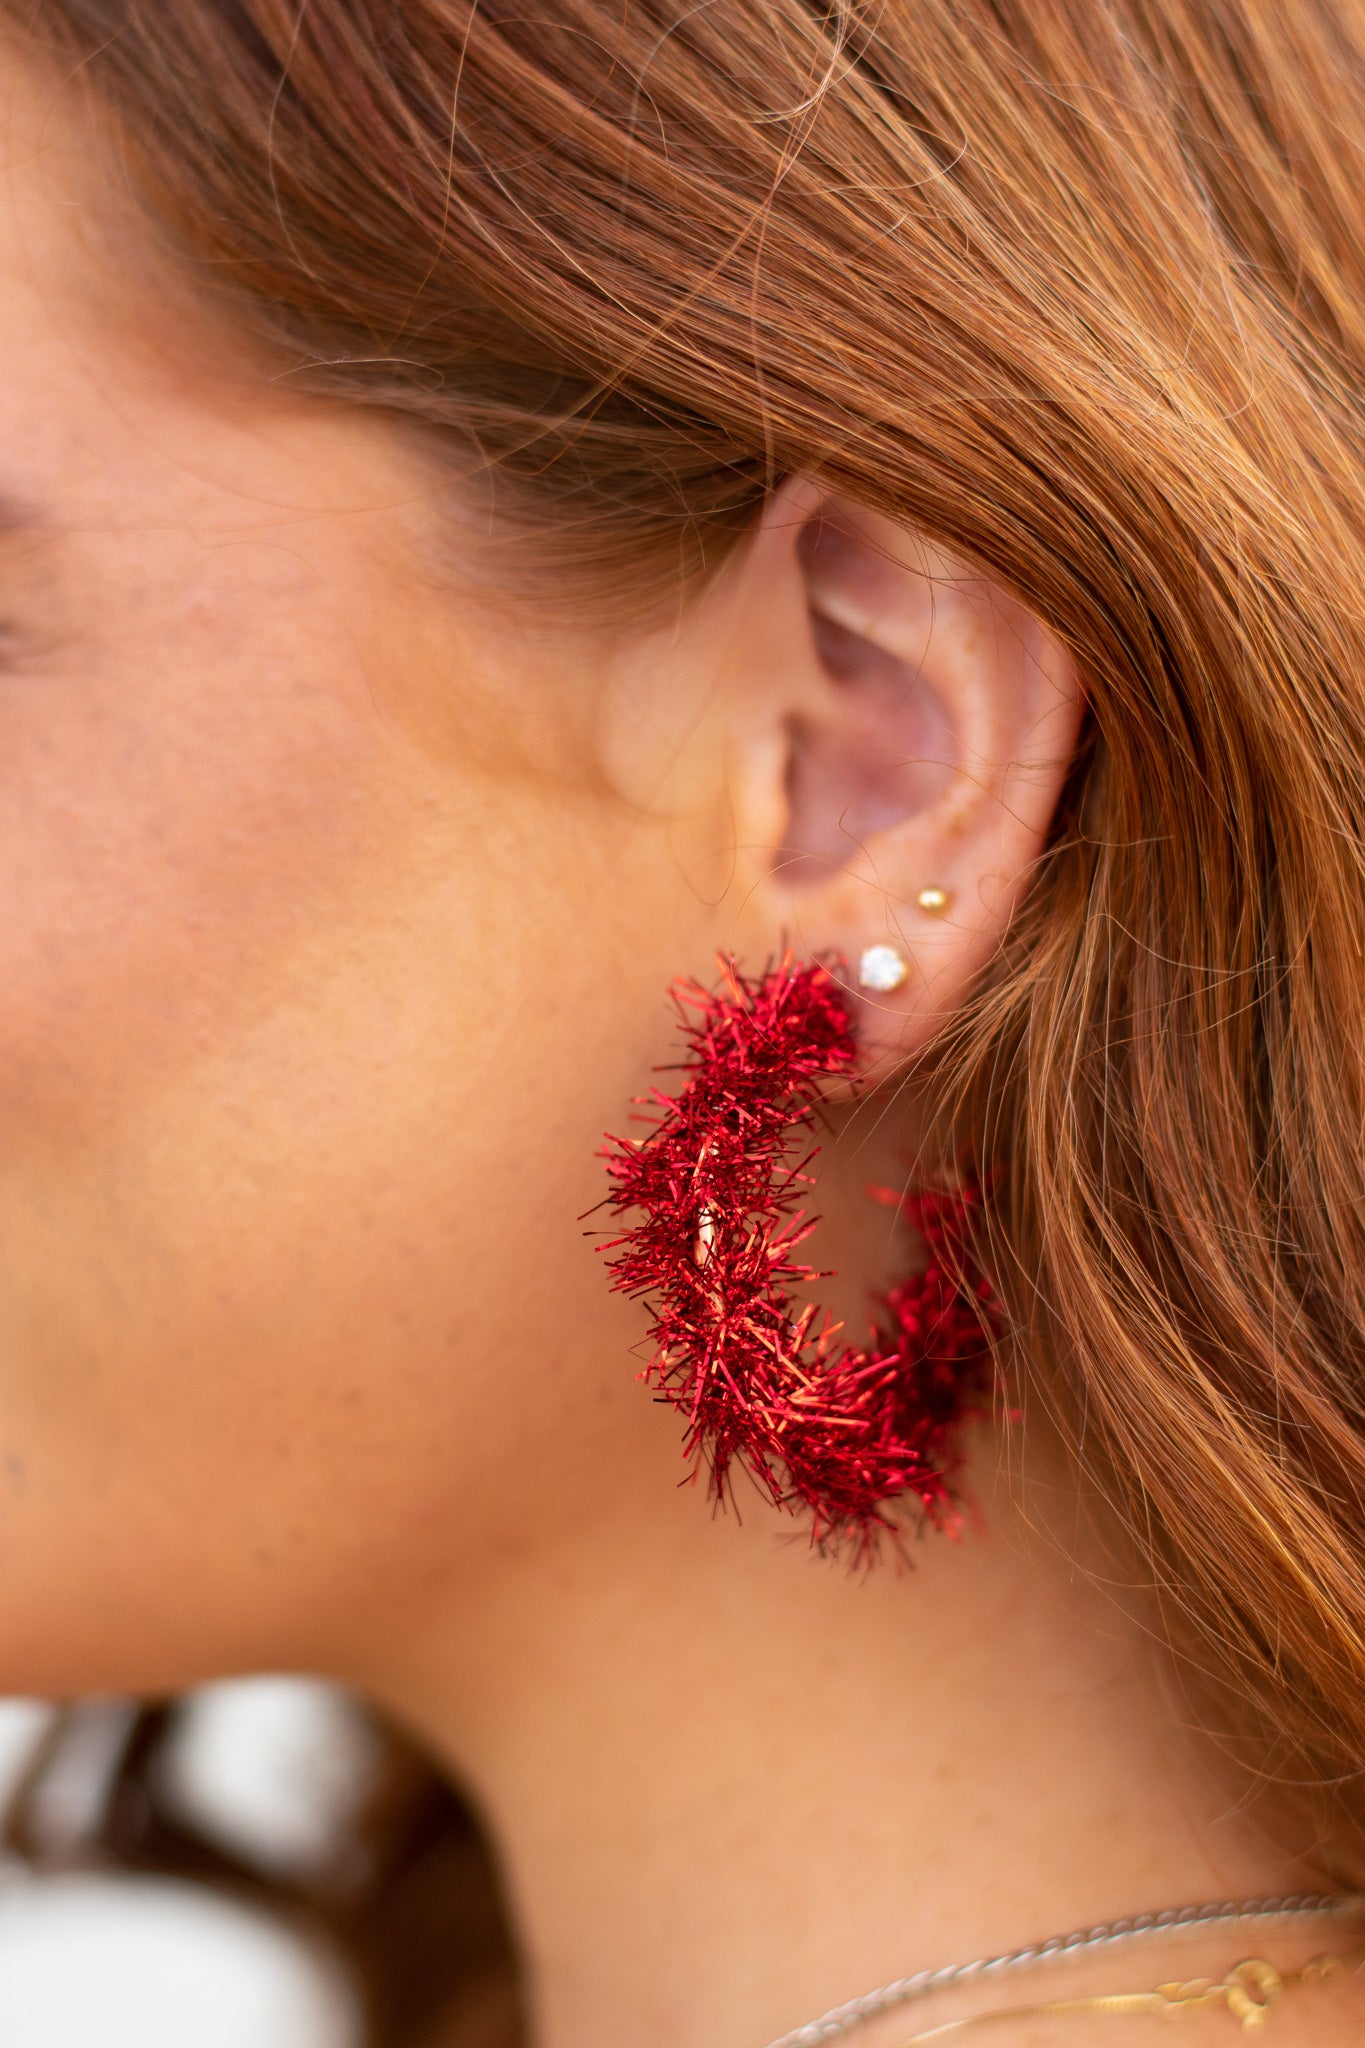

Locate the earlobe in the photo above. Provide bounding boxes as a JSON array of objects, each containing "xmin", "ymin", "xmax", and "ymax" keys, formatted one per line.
[{"xmin": 725, "ymin": 480, "xmax": 1083, "ymax": 1059}]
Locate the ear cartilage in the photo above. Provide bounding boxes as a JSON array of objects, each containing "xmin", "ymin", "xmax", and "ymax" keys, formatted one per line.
[
  {"xmin": 857, "ymin": 943, "xmax": 910, "ymax": 993},
  {"xmin": 915, "ymin": 885, "xmax": 951, "ymax": 916}
]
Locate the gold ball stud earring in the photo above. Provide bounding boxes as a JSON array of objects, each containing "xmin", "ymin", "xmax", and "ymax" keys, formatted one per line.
[
  {"xmin": 915, "ymin": 885, "xmax": 951, "ymax": 916},
  {"xmin": 858, "ymin": 943, "xmax": 910, "ymax": 993}
]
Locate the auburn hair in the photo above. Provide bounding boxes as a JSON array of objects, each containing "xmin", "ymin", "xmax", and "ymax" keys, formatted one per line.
[{"xmin": 8, "ymin": 0, "xmax": 1365, "ymax": 2036}]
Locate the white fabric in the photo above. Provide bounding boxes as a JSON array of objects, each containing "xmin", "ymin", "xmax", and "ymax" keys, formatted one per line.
[
  {"xmin": 0, "ymin": 1690, "xmax": 366, "ymax": 2048},
  {"xmin": 0, "ymin": 1873, "xmax": 360, "ymax": 2048}
]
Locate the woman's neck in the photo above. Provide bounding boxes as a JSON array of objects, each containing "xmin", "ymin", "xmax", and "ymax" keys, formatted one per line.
[{"xmin": 363, "ymin": 1413, "xmax": 1316, "ymax": 2048}]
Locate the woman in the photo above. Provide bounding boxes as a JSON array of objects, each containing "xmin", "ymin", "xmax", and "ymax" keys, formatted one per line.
[{"xmin": 1, "ymin": 0, "xmax": 1364, "ymax": 2041}]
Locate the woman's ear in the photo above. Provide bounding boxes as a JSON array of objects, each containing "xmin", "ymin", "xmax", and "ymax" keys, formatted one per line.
[{"xmin": 717, "ymin": 475, "xmax": 1084, "ymax": 1066}]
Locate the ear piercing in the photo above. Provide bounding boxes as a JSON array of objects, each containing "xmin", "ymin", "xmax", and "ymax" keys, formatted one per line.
[
  {"xmin": 857, "ymin": 889, "xmax": 952, "ymax": 993},
  {"xmin": 858, "ymin": 943, "xmax": 909, "ymax": 992}
]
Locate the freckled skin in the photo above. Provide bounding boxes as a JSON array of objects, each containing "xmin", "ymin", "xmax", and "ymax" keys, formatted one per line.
[{"xmin": 0, "ymin": 66, "xmax": 715, "ymax": 1692}]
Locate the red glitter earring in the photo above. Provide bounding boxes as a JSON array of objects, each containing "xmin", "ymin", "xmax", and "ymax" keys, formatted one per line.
[{"xmin": 596, "ymin": 952, "xmax": 998, "ymax": 1558}]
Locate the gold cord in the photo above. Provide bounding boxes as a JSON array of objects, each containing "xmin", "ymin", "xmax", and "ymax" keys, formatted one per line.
[{"xmin": 893, "ymin": 1952, "xmax": 1352, "ymax": 2042}]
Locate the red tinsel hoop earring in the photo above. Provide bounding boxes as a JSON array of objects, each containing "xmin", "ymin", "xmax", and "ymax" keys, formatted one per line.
[{"xmin": 595, "ymin": 951, "xmax": 999, "ymax": 1558}]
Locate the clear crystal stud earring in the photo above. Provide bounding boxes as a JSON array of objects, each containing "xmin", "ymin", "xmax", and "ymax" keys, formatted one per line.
[{"xmin": 858, "ymin": 942, "xmax": 910, "ymax": 993}]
